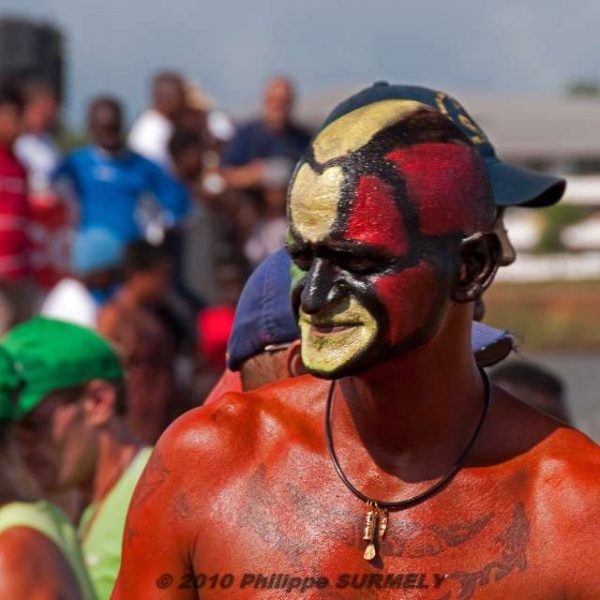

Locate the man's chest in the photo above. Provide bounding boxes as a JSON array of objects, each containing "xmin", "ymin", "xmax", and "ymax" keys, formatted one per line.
[
  {"xmin": 80, "ymin": 159, "xmax": 150, "ymax": 200},
  {"xmin": 187, "ymin": 461, "xmax": 557, "ymax": 599}
]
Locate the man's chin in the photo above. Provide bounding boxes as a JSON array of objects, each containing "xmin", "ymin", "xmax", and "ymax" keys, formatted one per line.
[
  {"xmin": 303, "ymin": 342, "xmax": 425, "ymax": 381},
  {"xmin": 303, "ymin": 349, "xmax": 377, "ymax": 380},
  {"xmin": 300, "ymin": 327, "xmax": 379, "ymax": 380}
]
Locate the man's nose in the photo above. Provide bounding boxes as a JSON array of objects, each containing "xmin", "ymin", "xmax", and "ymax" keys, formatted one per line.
[{"xmin": 300, "ymin": 258, "xmax": 347, "ymax": 315}]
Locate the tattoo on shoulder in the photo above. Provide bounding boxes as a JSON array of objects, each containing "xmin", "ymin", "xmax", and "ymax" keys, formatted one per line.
[
  {"xmin": 173, "ymin": 491, "xmax": 193, "ymax": 521},
  {"xmin": 129, "ymin": 451, "xmax": 171, "ymax": 510},
  {"xmin": 123, "ymin": 527, "xmax": 139, "ymax": 548}
]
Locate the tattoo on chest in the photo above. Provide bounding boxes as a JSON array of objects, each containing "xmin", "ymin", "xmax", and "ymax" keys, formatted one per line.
[
  {"xmin": 439, "ymin": 503, "xmax": 530, "ymax": 600},
  {"xmin": 377, "ymin": 513, "xmax": 494, "ymax": 558},
  {"xmin": 238, "ymin": 467, "xmax": 530, "ymax": 598},
  {"xmin": 287, "ymin": 481, "xmax": 359, "ymax": 546},
  {"xmin": 239, "ymin": 466, "xmax": 313, "ymax": 561},
  {"xmin": 289, "ymin": 476, "xmax": 496, "ymax": 559}
]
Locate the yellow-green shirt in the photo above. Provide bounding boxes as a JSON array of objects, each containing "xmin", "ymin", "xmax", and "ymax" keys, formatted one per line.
[
  {"xmin": 0, "ymin": 499, "xmax": 96, "ymax": 600},
  {"xmin": 78, "ymin": 447, "xmax": 152, "ymax": 600}
]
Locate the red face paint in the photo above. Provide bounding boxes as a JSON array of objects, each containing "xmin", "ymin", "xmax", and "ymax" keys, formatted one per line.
[
  {"xmin": 385, "ymin": 142, "xmax": 492, "ymax": 237},
  {"xmin": 372, "ymin": 261, "xmax": 448, "ymax": 352},
  {"xmin": 345, "ymin": 176, "xmax": 409, "ymax": 256}
]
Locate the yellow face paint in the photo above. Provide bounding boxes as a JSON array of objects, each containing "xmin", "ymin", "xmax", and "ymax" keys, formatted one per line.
[
  {"xmin": 288, "ymin": 163, "xmax": 343, "ymax": 243},
  {"xmin": 298, "ymin": 295, "xmax": 378, "ymax": 375},
  {"xmin": 289, "ymin": 100, "xmax": 428, "ymax": 245},
  {"xmin": 312, "ymin": 99, "xmax": 425, "ymax": 164}
]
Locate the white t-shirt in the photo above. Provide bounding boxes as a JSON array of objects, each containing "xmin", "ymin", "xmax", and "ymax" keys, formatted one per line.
[
  {"xmin": 15, "ymin": 133, "xmax": 62, "ymax": 192},
  {"xmin": 40, "ymin": 278, "xmax": 98, "ymax": 328},
  {"xmin": 127, "ymin": 109, "xmax": 173, "ymax": 169}
]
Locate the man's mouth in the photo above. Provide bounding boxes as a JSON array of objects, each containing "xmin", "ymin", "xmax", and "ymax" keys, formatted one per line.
[{"xmin": 305, "ymin": 321, "xmax": 361, "ymax": 335}]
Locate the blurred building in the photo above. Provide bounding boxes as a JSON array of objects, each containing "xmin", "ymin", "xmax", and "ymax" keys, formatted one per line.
[{"xmin": 0, "ymin": 16, "xmax": 64, "ymax": 100}]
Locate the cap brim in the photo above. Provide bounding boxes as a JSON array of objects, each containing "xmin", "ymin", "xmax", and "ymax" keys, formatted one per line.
[
  {"xmin": 487, "ymin": 159, "xmax": 566, "ymax": 208},
  {"xmin": 471, "ymin": 321, "xmax": 514, "ymax": 368}
]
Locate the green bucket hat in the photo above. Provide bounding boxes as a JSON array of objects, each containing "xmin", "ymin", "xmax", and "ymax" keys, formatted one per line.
[{"xmin": 0, "ymin": 317, "xmax": 124, "ymax": 421}]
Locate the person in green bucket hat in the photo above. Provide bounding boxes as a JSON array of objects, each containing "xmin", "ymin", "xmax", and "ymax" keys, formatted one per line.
[
  {"xmin": 2, "ymin": 316, "xmax": 152, "ymax": 600},
  {"xmin": 0, "ymin": 342, "xmax": 95, "ymax": 599}
]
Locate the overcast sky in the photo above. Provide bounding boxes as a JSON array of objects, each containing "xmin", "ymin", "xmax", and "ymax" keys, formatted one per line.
[{"xmin": 2, "ymin": 0, "xmax": 600, "ymax": 128}]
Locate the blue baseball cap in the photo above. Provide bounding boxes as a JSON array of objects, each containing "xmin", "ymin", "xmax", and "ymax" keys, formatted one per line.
[
  {"xmin": 227, "ymin": 248, "xmax": 299, "ymax": 371},
  {"xmin": 319, "ymin": 82, "xmax": 566, "ymax": 208},
  {"xmin": 226, "ymin": 248, "xmax": 514, "ymax": 371},
  {"xmin": 471, "ymin": 321, "xmax": 514, "ymax": 367}
]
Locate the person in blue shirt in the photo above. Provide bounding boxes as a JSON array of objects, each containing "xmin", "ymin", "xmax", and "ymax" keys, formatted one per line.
[
  {"xmin": 221, "ymin": 77, "xmax": 312, "ymax": 267},
  {"xmin": 221, "ymin": 76, "xmax": 311, "ymax": 191},
  {"xmin": 54, "ymin": 96, "xmax": 189, "ymax": 244}
]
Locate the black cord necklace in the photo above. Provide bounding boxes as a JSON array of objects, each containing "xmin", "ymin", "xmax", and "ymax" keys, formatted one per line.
[{"xmin": 324, "ymin": 367, "xmax": 491, "ymax": 561}]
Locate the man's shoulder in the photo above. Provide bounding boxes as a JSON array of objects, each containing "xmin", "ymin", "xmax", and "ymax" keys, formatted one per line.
[
  {"xmin": 502, "ymin": 410, "xmax": 600, "ymax": 527},
  {"xmin": 525, "ymin": 427, "xmax": 600, "ymax": 570},
  {"xmin": 62, "ymin": 146, "xmax": 93, "ymax": 168},
  {"xmin": 486, "ymin": 388, "xmax": 600, "ymax": 501},
  {"xmin": 159, "ymin": 375, "xmax": 329, "ymax": 463},
  {"xmin": 231, "ymin": 118, "xmax": 283, "ymax": 145},
  {"xmin": 532, "ymin": 425, "xmax": 600, "ymax": 490},
  {"xmin": 234, "ymin": 119, "xmax": 264, "ymax": 135},
  {"xmin": 124, "ymin": 149, "xmax": 162, "ymax": 171},
  {"xmin": 0, "ymin": 500, "xmax": 74, "ymax": 553}
]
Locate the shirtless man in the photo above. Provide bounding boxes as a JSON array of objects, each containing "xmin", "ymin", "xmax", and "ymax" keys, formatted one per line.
[{"xmin": 113, "ymin": 85, "xmax": 600, "ymax": 600}]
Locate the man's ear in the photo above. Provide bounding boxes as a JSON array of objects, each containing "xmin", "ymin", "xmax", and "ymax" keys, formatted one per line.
[
  {"xmin": 284, "ymin": 340, "xmax": 309, "ymax": 378},
  {"xmin": 453, "ymin": 232, "xmax": 501, "ymax": 304},
  {"xmin": 82, "ymin": 379, "xmax": 117, "ymax": 427}
]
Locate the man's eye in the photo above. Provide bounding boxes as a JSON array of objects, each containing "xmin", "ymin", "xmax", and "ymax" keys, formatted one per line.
[
  {"xmin": 339, "ymin": 256, "xmax": 379, "ymax": 274},
  {"xmin": 339, "ymin": 254, "xmax": 390, "ymax": 275},
  {"xmin": 337, "ymin": 253, "xmax": 377, "ymax": 273}
]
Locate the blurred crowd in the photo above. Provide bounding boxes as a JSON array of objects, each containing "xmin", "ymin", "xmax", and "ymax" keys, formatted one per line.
[
  {"xmin": 0, "ymin": 71, "xmax": 579, "ymax": 600},
  {"xmin": 0, "ymin": 71, "xmax": 314, "ymax": 442}
]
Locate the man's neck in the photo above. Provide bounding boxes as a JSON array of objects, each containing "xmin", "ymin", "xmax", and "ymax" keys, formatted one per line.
[
  {"xmin": 263, "ymin": 118, "xmax": 290, "ymax": 134},
  {"xmin": 84, "ymin": 424, "xmax": 140, "ymax": 506},
  {"xmin": 332, "ymin": 309, "xmax": 487, "ymax": 485}
]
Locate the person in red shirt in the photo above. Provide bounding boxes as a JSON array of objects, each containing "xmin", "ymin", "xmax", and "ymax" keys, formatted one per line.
[{"xmin": 0, "ymin": 82, "xmax": 31, "ymax": 335}]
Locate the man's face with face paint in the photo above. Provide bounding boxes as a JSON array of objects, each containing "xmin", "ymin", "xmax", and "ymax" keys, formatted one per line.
[{"xmin": 287, "ymin": 101, "xmax": 494, "ymax": 379}]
